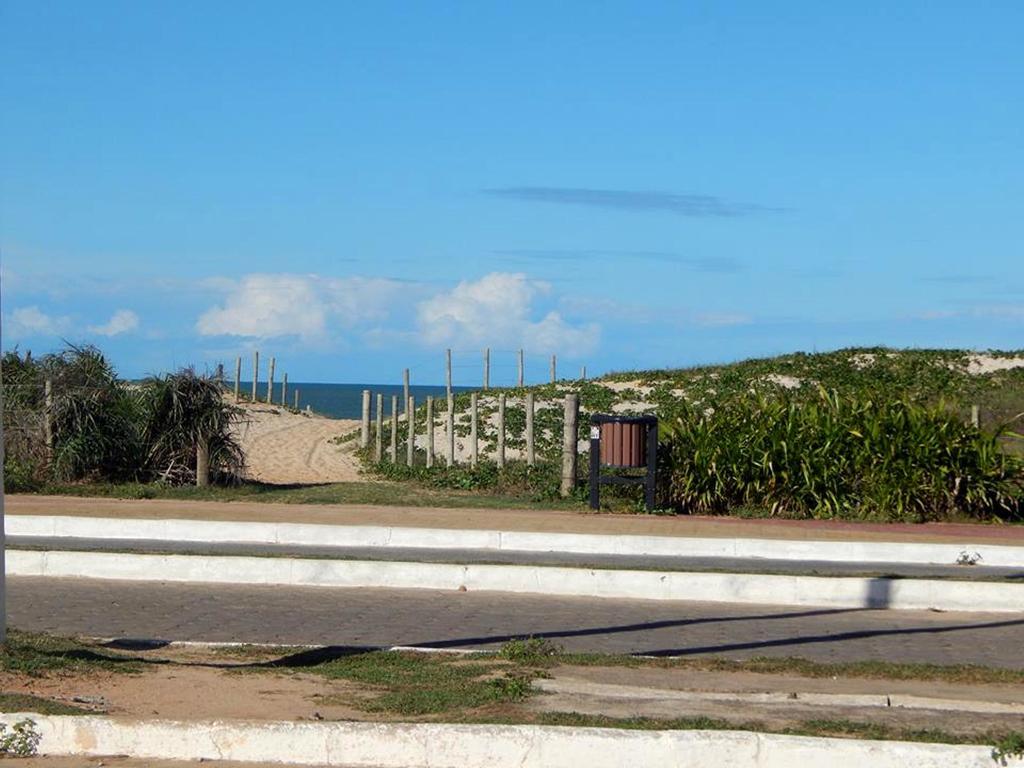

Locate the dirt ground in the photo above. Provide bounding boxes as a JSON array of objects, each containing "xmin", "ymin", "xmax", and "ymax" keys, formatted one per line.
[
  {"xmin": 231, "ymin": 402, "xmax": 363, "ymax": 485},
  {"xmin": 3, "ymin": 645, "xmax": 1022, "ymax": 737}
]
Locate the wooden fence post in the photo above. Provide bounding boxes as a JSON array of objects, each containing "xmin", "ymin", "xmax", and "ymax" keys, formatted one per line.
[
  {"xmin": 580, "ymin": 365, "xmax": 586, "ymax": 381},
  {"xmin": 550, "ymin": 354, "xmax": 557, "ymax": 384},
  {"xmin": 497, "ymin": 394, "xmax": 506, "ymax": 469},
  {"xmin": 561, "ymin": 394, "xmax": 579, "ymax": 497},
  {"xmin": 518, "ymin": 349, "xmax": 524, "ymax": 387},
  {"xmin": 445, "ymin": 394, "xmax": 455, "ymax": 467},
  {"xmin": 43, "ymin": 378, "xmax": 54, "ymax": 464},
  {"xmin": 446, "ymin": 349, "xmax": 452, "ymax": 398},
  {"xmin": 470, "ymin": 392, "xmax": 478, "ymax": 468},
  {"xmin": 426, "ymin": 396, "xmax": 434, "ymax": 468},
  {"xmin": 406, "ymin": 396, "xmax": 416, "ymax": 466},
  {"xmin": 525, "ymin": 392, "xmax": 535, "ymax": 467},
  {"xmin": 375, "ymin": 393, "xmax": 384, "ymax": 461},
  {"xmin": 252, "ymin": 351, "xmax": 259, "ymax": 401},
  {"xmin": 196, "ymin": 439, "xmax": 210, "ymax": 487},
  {"xmin": 403, "ymin": 369, "xmax": 410, "ymax": 415},
  {"xmin": 971, "ymin": 404, "xmax": 980, "ymax": 428},
  {"xmin": 294, "ymin": 389, "xmax": 299, "ymax": 410},
  {"xmin": 281, "ymin": 373, "xmax": 288, "ymax": 407},
  {"xmin": 234, "ymin": 357, "xmax": 241, "ymax": 402},
  {"xmin": 360, "ymin": 390, "xmax": 371, "ymax": 449},
  {"xmin": 266, "ymin": 357, "xmax": 275, "ymax": 403},
  {"xmin": 483, "ymin": 348, "xmax": 490, "ymax": 390},
  {"xmin": 390, "ymin": 395, "xmax": 399, "ymax": 463}
]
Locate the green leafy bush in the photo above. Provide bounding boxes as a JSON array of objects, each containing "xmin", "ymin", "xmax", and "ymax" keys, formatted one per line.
[{"xmin": 659, "ymin": 389, "xmax": 1024, "ymax": 522}]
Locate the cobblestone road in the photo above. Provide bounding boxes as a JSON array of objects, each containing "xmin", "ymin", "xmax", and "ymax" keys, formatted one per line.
[{"xmin": 10, "ymin": 577, "xmax": 1024, "ymax": 667}]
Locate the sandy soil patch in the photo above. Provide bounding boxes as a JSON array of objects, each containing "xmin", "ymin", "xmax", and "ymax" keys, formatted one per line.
[
  {"xmin": 232, "ymin": 402, "xmax": 363, "ymax": 485},
  {"xmin": 964, "ymin": 353, "xmax": 1024, "ymax": 375},
  {"xmin": 4, "ymin": 646, "xmax": 1021, "ymax": 738},
  {"xmin": 532, "ymin": 664, "xmax": 1024, "ymax": 735},
  {"xmin": 762, "ymin": 374, "xmax": 802, "ymax": 389}
]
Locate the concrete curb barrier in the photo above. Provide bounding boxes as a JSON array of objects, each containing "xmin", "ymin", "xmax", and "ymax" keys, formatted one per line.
[
  {"xmin": 537, "ymin": 677, "xmax": 1024, "ymax": 715},
  {"xmin": 0, "ymin": 714, "xmax": 1013, "ymax": 768},
  {"xmin": 9, "ymin": 514, "xmax": 1024, "ymax": 567},
  {"xmin": 8, "ymin": 549, "xmax": 1024, "ymax": 612}
]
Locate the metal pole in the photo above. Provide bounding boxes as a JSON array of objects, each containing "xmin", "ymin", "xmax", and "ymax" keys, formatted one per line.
[
  {"xmin": 517, "ymin": 349, "xmax": 524, "ymax": 387},
  {"xmin": 1, "ymin": 287, "xmax": 7, "ymax": 642},
  {"xmin": 483, "ymin": 348, "xmax": 490, "ymax": 390}
]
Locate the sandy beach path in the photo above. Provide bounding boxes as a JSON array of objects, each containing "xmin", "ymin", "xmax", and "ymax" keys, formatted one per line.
[{"xmin": 232, "ymin": 402, "xmax": 364, "ymax": 484}]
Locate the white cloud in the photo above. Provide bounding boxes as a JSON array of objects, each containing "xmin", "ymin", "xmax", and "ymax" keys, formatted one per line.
[
  {"xmin": 89, "ymin": 309, "xmax": 139, "ymax": 337},
  {"xmin": 196, "ymin": 273, "xmax": 404, "ymax": 342},
  {"xmin": 5, "ymin": 306, "xmax": 72, "ymax": 338},
  {"xmin": 417, "ymin": 272, "xmax": 599, "ymax": 354}
]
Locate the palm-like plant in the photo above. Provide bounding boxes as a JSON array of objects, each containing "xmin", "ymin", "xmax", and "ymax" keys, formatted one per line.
[
  {"xmin": 140, "ymin": 369, "xmax": 244, "ymax": 485},
  {"xmin": 43, "ymin": 345, "xmax": 143, "ymax": 482}
]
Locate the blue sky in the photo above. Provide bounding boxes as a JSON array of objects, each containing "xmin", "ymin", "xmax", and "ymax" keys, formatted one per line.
[{"xmin": 2, "ymin": 1, "xmax": 1022, "ymax": 384}]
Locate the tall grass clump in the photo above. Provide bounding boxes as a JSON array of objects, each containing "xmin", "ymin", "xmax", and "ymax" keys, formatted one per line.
[
  {"xmin": 2, "ymin": 345, "xmax": 242, "ymax": 488},
  {"xmin": 660, "ymin": 389, "xmax": 1024, "ymax": 522},
  {"xmin": 140, "ymin": 369, "xmax": 245, "ymax": 484}
]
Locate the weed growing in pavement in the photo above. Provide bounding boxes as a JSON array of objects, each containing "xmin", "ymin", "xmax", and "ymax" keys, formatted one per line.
[
  {"xmin": 993, "ymin": 732, "xmax": 1024, "ymax": 766},
  {"xmin": 497, "ymin": 637, "xmax": 562, "ymax": 665},
  {"xmin": 309, "ymin": 650, "xmax": 539, "ymax": 716},
  {"xmin": 0, "ymin": 719, "xmax": 41, "ymax": 757}
]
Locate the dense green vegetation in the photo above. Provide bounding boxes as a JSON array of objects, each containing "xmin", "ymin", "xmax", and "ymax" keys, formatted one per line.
[
  {"xmin": 370, "ymin": 347, "xmax": 1024, "ymax": 521},
  {"xmin": 2, "ymin": 344, "xmax": 242, "ymax": 490},
  {"xmin": 661, "ymin": 389, "xmax": 1023, "ymax": 522}
]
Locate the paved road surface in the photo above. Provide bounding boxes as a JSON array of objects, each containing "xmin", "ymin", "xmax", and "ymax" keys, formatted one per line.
[
  {"xmin": 10, "ymin": 577, "xmax": 1024, "ymax": 667},
  {"xmin": 9, "ymin": 536, "xmax": 1022, "ymax": 581}
]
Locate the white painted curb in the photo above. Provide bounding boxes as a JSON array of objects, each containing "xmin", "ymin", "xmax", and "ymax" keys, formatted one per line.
[
  {"xmin": 9, "ymin": 514, "xmax": 1024, "ymax": 567},
  {"xmin": 8, "ymin": 549, "xmax": 1024, "ymax": 612},
  {"xmin": 0, "ymin": 714, "xmax": 1013, "ymax": 768}
]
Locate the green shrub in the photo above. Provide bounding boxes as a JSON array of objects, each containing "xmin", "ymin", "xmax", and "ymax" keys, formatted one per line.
[{"xmin": 659, "ymin": 389, "xmax": 1024, "ymax": 522}]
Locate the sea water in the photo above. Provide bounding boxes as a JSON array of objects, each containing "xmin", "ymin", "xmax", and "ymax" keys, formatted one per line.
[{"xmin": 236, "ymin": 382, "xmax": 471, "ymax": 419}]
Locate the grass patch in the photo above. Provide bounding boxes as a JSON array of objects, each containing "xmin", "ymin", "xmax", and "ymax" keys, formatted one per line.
[
  {"xmin": 0, "ymin": 693, "xmax": 94, "ymax": 716},
  {"xmin": 305, "ymin": 650, "xmax": 539, "ymax": 716},
  {"xmin": 0, "ymin": 630, "xmax": 143, "ymax": 676},
  {"xmin": 32, "ymin": 479, "xmax": 584, "ymax": 511},
  {"xmin": 556, "ymin": 653, "xmax": 1024, "ymax": 685}
]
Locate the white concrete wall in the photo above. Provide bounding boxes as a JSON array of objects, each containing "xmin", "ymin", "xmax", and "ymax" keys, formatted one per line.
[
  {"xmin": 9, "ymin": 514, "xmax": 1024, "ymax": 567},
  {"xmin": 0, "ymin": 714, "xmax": 1014, "ymax": 768},
  {"xmin": 8, "ymin": 549, "xmax": 1024, "ymax": 612}
]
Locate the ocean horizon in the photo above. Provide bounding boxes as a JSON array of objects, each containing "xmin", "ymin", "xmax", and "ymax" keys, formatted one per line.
[{"xmin": 234, "ymin": 382, "xmax": 473, "ymax": 419}]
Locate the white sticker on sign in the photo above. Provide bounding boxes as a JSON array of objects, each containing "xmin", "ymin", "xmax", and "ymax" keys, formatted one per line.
[{"xmin": 590, "ymin": 426, "xmax": 601, "ymax": 439}]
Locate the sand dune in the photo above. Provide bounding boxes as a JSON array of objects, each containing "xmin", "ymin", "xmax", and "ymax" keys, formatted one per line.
[{"xmin": 231, "ymin": 401, "xmax": 363, "ymax": 485}]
